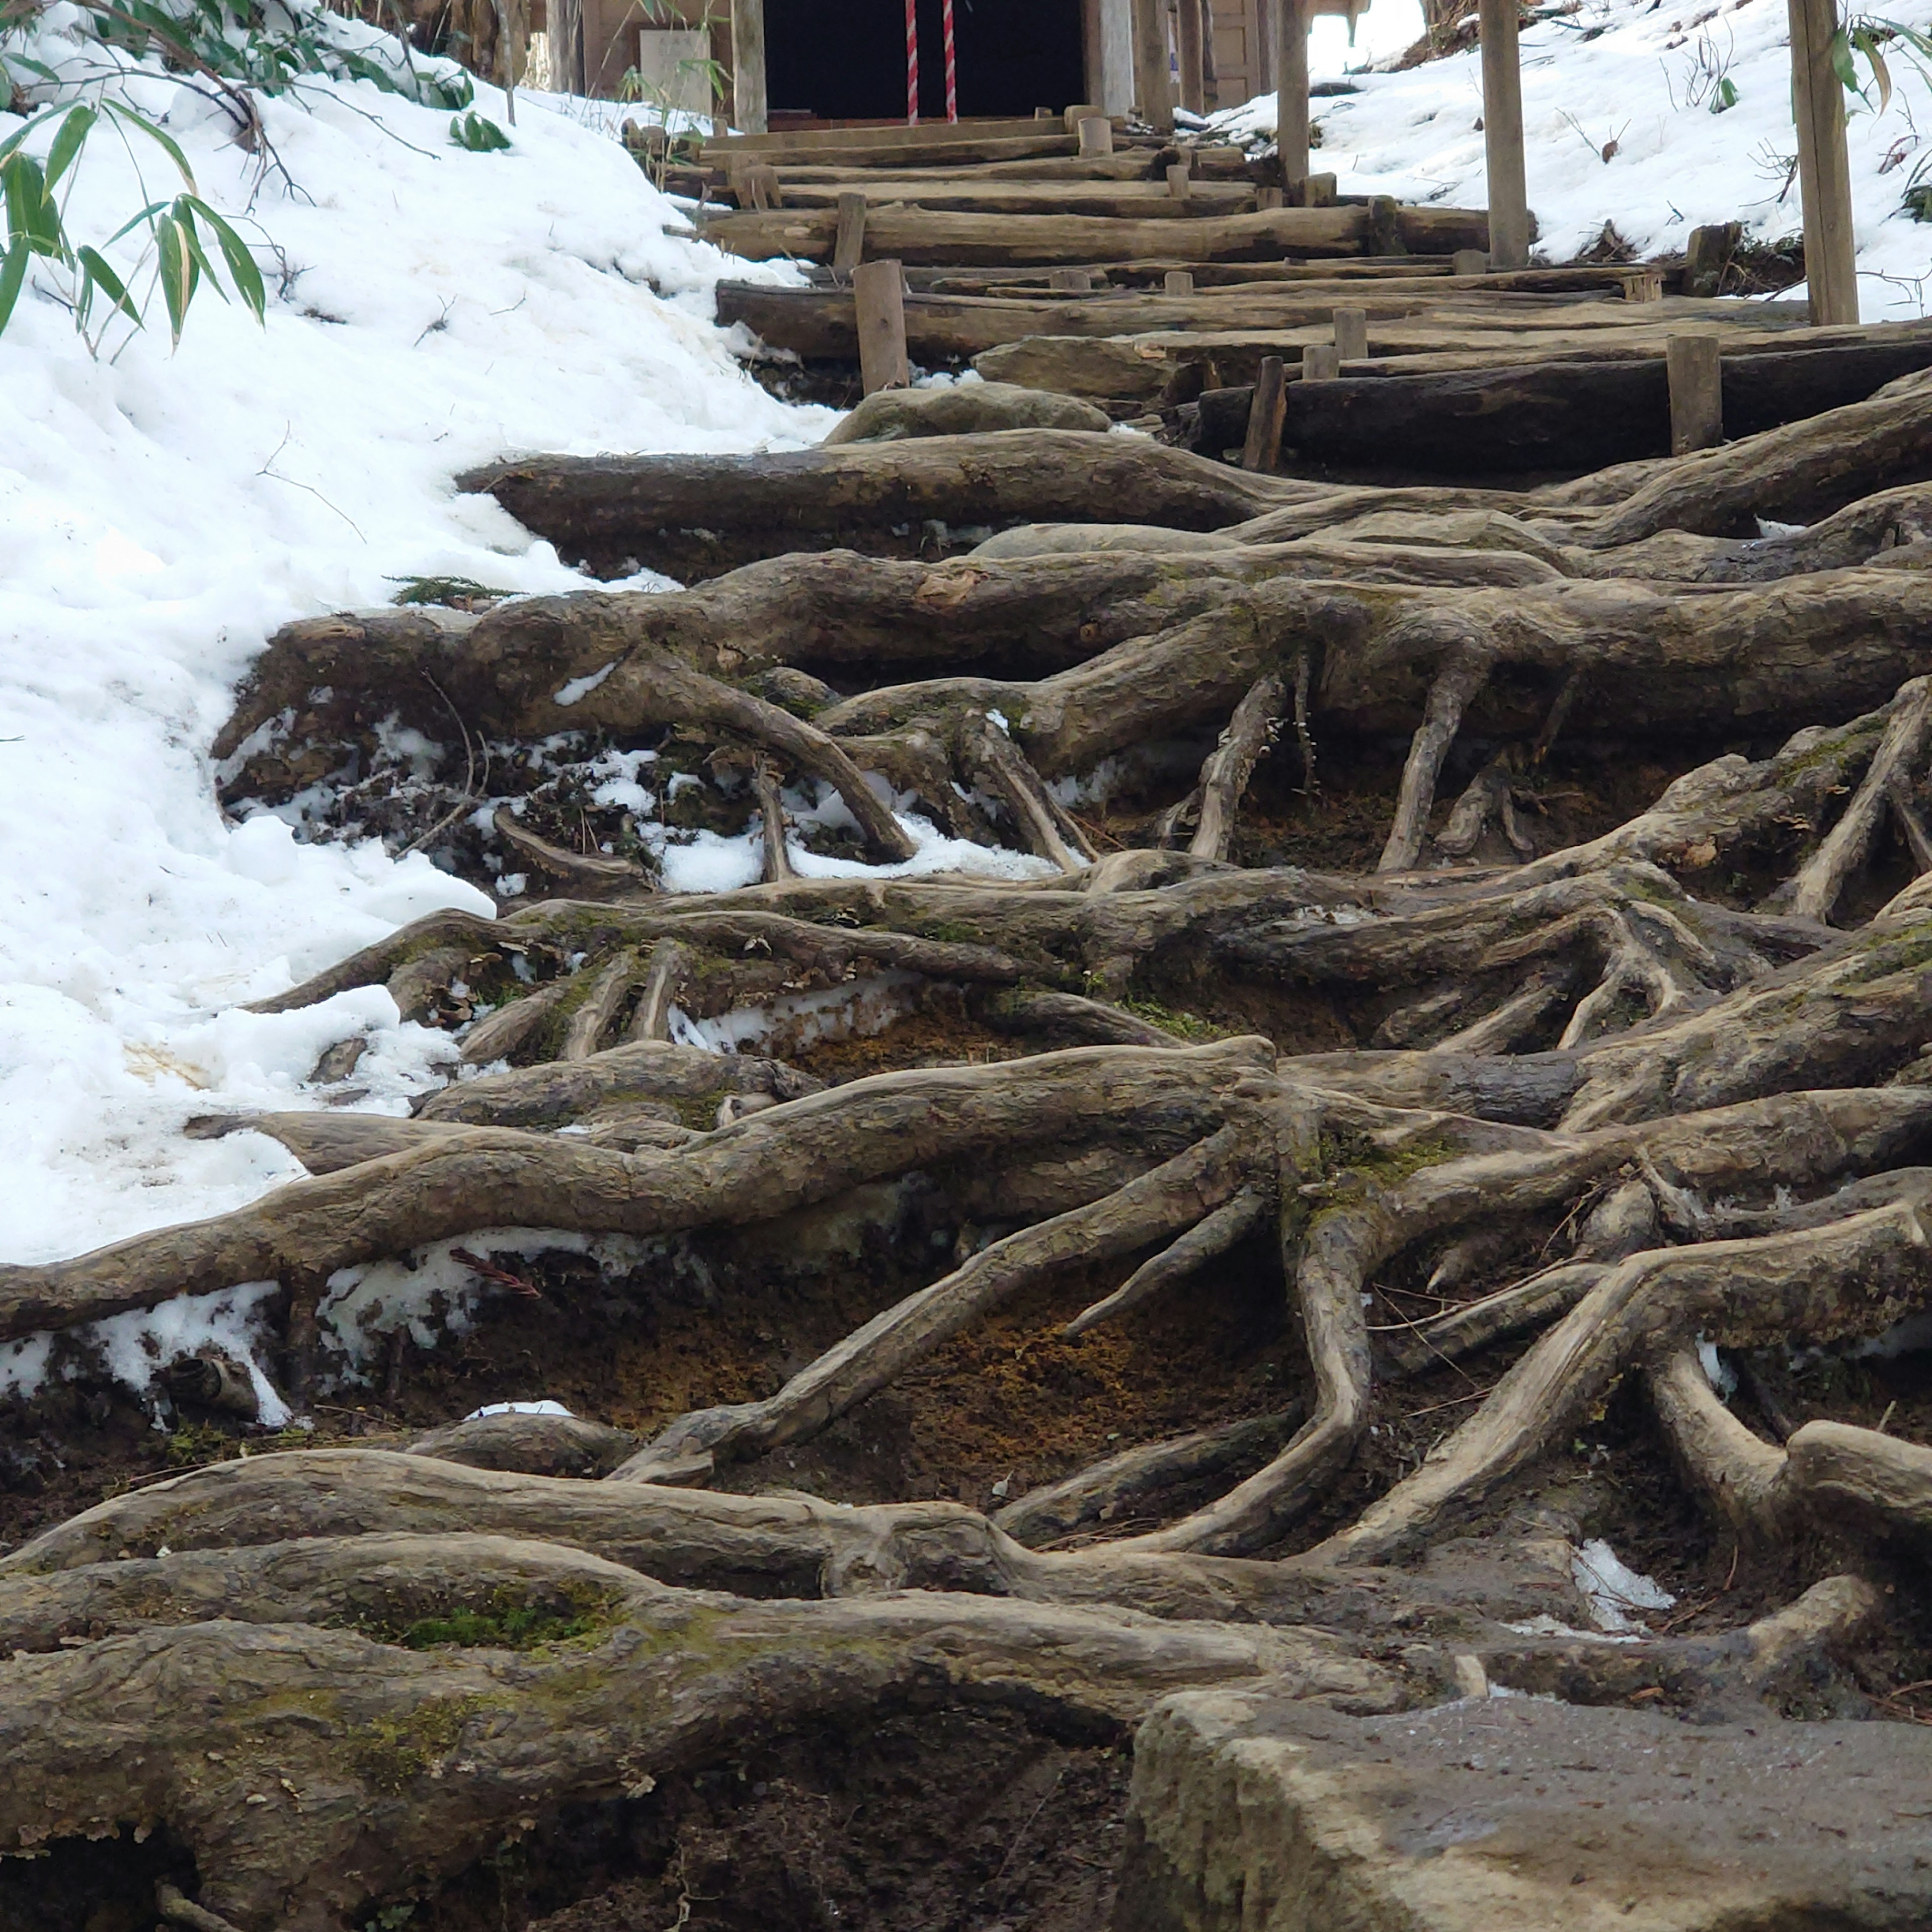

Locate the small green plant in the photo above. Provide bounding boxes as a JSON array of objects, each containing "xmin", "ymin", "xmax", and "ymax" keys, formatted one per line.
[
  {"xmin": 450, "ymin": 107, "xmax": 510, "ymax": 150},
  {"xmin": 0, "ymin": 98, "xmax": 265, "ymax": 346},
  {"xmin": 1710, "ymin": 74, "xmax": 1738, "ymax": 114}
]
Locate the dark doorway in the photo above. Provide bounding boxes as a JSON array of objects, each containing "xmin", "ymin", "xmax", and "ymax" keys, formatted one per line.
[{"xmin": 765, "ymin": 0, "xmax": 1085, "ymax": 123}]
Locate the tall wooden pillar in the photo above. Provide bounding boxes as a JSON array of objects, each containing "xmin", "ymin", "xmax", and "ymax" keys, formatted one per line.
[
  {"xmin": 1178, "ymin": 0, "xmax": 1205, "ymax": 114},
  {"xmin": 1133, "ymin": 0, "xmax": 1174, "ymax": 132},
  {"xmin": 1275, "ymin": 0, "xmax": 1309, "ymax": 183},
  {"xmin": 1787, "ymin": 0, "xmax": 1859, "ymax": 323},
  {"xmin": 731, "ymin": 0, "xmax": 766, "ymax": 133},
  {"xmin": 1477, "ymin": 0, "xmax": 1529, "ymax": 267},
  {"xmin": 1097, "ymin": 0, "xmax": 1135, "ymax": 115}
]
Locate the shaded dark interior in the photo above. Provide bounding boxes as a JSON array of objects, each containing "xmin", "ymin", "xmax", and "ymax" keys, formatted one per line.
[{"xmin": 765, "ymin": 0, "xmax": 1085, "ymax": 122}]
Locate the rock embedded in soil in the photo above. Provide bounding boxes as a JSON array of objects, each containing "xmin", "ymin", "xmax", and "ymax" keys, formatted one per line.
[{"xmin": 1116, "ymin": 1687, "xmax": 1932, "ymax": 1932}]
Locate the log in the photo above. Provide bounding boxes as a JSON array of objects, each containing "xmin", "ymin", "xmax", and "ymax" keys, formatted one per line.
[
  {"xmin": 745, "ymin": 178, "xmax": 1255, "ymax": 218},
  {"xmin": 458, "ymin": 430, "xmax": 1298, "ymax": 580},
  {"xmin": 698, "ymin": 202, "xmax": 1493, "ymax": 268},
  {"xmin": 984, "ymin": 317, "xmax": 1932, "ymax": 410},
  {"xmin": 714, "ymin": 280, "xmax": 1634, "ymax": 365},
  {"xmin": 1178, "ymin": 337, "xmax": 1932, "ymax": 478}
]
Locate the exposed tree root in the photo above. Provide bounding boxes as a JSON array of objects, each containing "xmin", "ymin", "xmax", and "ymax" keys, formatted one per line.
[{"xmin": 17, "ymin": 382, "xmax": 1932, "ymax": 1929}]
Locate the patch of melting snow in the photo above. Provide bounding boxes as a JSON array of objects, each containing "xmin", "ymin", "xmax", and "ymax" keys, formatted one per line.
[
  {"xmin": 1571, "ymin": 1538, "xmax": 1675, "ymax": 1635},
  {"xmin": 465, "ymin": 1398, "xmax": 575, "ymax": 1420}
]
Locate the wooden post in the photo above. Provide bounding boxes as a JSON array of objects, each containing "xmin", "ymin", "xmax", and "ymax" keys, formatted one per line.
[
  {"xmin": 1166, "ymin": 162, "xmax": 1191, "ymax": 199},
  {"xmin": 1477, "ymin": 0, "xmax": 1529, "ymax": 268},
  {"xmin": 1063, "ymin": 102, "xmax": 1101, "ymax": 131},
  {"xmin": 731, "ymin": 0, "xmax": 767, "ymax": 135},
  {"xmin": 854, "ymin": 260, "xmax": 910, "ymax": 395},
  {"xmin": 1133, "ymin": 0, "xmax": 1174, "ymax": 132},
  {"xmin": 1332, "ymin": 307, "xmax": 1367, "ymax": 359},
  {"xmin": 1682, "ymin": 220, "xmax": 1741, "ymax": 298},
  {"xmin": 1078, "ymin": 113, "xmax": 1114, "ymax": 155},
  {"xmin": 1099, "ymin": 0, "xmax": 1135, "ymax": 116},
  {"xmin": 833, "ymin": 193, "xmax": 867, "ymax": 277},
  {"xmin": 1242, "ymin": 354, "xmax": 1287, "ymax": 470},
  {"xmin": 1666, "ymin": 331, "xmax": 1724, "ymax": 453},
  {"xmin": 1275, "ymin": 0, "xmax": 1310, "ymax": 184},
  {"xmin": 1035, "ymin": 105, "xmax": 1057, "ymax": 118},
  {"xmin": 1452, "ymin": 247, "xmax": 1488, "ymax": 278},
  {"xmin": 1257, "ymin": 186, "xmax": 1284, "ymax": 210},
  {"xmin": 1303, "ymin": 342, "xmax": 1341, "ymax": 380},
  {"xmin": 1305, "ymin": 172, "xmax": 1336, "ymax": 206},
  {"xmin": 1367, "ymin": 195, "xmax": 1404, "ymax": 256},
  {"xmin": 1165, "ymin": 269, "xmax": 1195, "ymax": 294},
  {"xmin": 743, "ymin": 164, "xmax": 782, "ymax": 210},
  {"xmin": 1787, "ymin": 0, "xmax": 1858, "ymax": 324},
  {"xmin": 1178, "ymin": 0, "xmax": 1205, "ymax": 115},
  {"xmin": 1050, "ymin": 268, "xmax": 1094, "ymax": 291}
]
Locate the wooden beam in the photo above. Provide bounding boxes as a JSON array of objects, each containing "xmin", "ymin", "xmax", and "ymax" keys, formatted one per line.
[
  {"xmin": 1179, "ymin": 0, "xmax": 1206, "ymax": 115},
  {"xmin": 1477, "ymin": 0, "xmax": 1528, "ymax": 268},
  {"xmin": 1787, "ymin": 0, "xmax": 1859, "ymax": 325},
  {"xmin": 1275, "ymin": 0, "xmax": 1310, "ymax": 182},
  {"xmin": 729, "ymin": 0, "xmax": 765, "ymax": 135},
  {"xmin": 1666, "ymin": 330, "xmax": 1724, "ymax": 452},
  {"xmin": 1133, "ymin": 0, "xmax": 1174, "ymax": 134}
]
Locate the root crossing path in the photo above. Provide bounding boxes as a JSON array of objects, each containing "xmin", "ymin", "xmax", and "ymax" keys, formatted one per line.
[{"xmin": 14, "ymin": 374, "xmax": 1932, "ymax": 1932}]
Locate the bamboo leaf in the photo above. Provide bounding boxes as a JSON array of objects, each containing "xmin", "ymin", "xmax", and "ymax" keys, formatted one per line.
[
  {"xmin": 1830, "ymin": 26, "xmax": 1860, "ymax": 92},
  {"xmin": 77, "ymin": 245, "xmax": 143, "ymax": 328},
  {"xmin": 155, "ymin": 210, "xmax": 197, "ymax": 345},
  {"xmin": 44, "ymin": 103, "xmax": 98, "ymax": 192},
  {"xmin": 184, "ymin": 195, "xmax": 267, "ymax": 321},
  {"xmin": 102, "ymin": 99, "xmax": 198, "ymax": 191},
  {"xmin": 0, "ymin": 236, "xmax": 28, "ymax": 337}
]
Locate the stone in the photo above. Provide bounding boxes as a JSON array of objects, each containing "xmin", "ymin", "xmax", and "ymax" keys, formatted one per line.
[
  {"xmin": 822, "ymin": 381, "xmax": 1111, "ymax": 446},
  {"xmin": 1116, "ymin": 1685, "xmax": 1932, "ymax": 1931}
]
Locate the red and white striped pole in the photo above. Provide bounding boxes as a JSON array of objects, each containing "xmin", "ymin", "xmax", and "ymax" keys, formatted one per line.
[
  {"xmin": 942, "ymin": 0, "xmax": 957, "ymax": 121},
  {"xmin": 906, "ymin": 0, "xmax": 920, "ymax": 123}
]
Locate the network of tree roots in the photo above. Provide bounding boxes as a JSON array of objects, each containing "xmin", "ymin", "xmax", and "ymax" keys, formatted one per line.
[{"xmin": 11, "ymin": 373, "xmax": 1932, "ymax": 1931}]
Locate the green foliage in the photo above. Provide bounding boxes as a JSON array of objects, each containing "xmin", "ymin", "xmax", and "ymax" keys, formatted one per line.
[
  {"xmin": 1709, "ymin": 74, "xmax": 1737, "ymax": 113},
  {"xmin": 387, "ymin": 573, "xmax": 512, "ymax": 606},
  {"xmin": 1115, "ymin": 993, "xmax": 1225, "ymax": 1042},
  {"xmin": 0, "ymin": 98, "xmax": 264, "ymax": 346},
  {"xmin": 450, "ymin": 107, "xmax": 509, "ymax": 150},
  {"xmin": 364, "ymin": 1584, "xmax": 618, "ymax": 1653}
]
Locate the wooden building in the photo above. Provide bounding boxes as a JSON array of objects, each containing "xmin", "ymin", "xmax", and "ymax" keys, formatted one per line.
[{"xmin": 546, "ymin": 0, "xmax": 1346, "ymax": 121}]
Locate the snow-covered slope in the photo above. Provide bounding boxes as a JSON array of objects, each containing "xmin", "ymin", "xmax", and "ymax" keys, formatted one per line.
[
  {"xmin": 1217, "ymin": 0, "xmax": 1932, "ymax": 319},
  {"xmin": 0, "ymin": 16, "xmax": 835, "ymax": 1269}
]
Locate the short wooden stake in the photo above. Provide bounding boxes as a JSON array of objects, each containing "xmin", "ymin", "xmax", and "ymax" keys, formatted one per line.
[
  {"xmin": 1451, "ymin": 247, "xmax": 1488, "ymax": 278},
  {"xmin": 832, "ymin": 193, "xmax": 867, "ymax": 276},
  {"xmin": 1242, "ymin": 354, "xmax": 1287, "ymax": 471},
  {"xmin": 1367, "ymin": 196, "xmax": 1403, "ymax": 257},
  {"xmin": 854, "ymin": 259, "xmax": 910, "ymax": 396},
  {"xmin": 1682, "ymin": 220, "xmax": 1741, "ymax": 298},
  {"xmin": 1063, "ymin": 101, "xmax": 1101, "ymax": 133},
  {"xmin": 1305, "ymin": 171, "xmax": 1337, "ymax": 206},
  {"xmin": 1257, "ymin": 186, "xmax": 1284, "ymax": 211},
  {"xmin": 1302, "ymin": 342, "xmax": 1340, "ymax": 381},
  {"xmin": 1332, "ymin": 307, "xmax": 1367, "ymax": 360},
  {"xmin": 743, "ymin": 163, "xmax": 782, "ymax": 211},
  {"xmin": 1035, "ymin": 105, "xmax": 1057, "ymax": 119},
  {"xmin": 1078, "ymin": 114, "xmax": 1114, "ymax": 156},
  {"xmin": 1049, "ymin": 268, "xmax": 1093, "ymax": 292},
  {"xmin": 1624, "ymin": 270, "xmax": 1664, "ymax": 303},
  {"xmin": 1666, "ymin": 330, "xmax": 1723, "ymax": 454},
  {"xmin": 1166, "ymin": 163, "xmax": 1191, "ymax": 200},
  {"xmin": 1164, "ymin": 269, "xmax": 1195, "ymax": 295}
]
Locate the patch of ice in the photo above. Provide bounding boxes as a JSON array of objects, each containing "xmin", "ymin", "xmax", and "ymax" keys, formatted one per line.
[
  {"xmin": 465, "ymin": 1398, "xmax": 575, "ymax": 1420},
  {"xmin": 1697, "ymin": 1337, "xmax": 1737, "ymax": 1400}
]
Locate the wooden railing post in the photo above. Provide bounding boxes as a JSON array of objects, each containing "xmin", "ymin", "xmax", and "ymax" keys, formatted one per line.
[
  {"xmin": 730, "ymin": 0, "xmax": 766, "ymax": 134},
  {"xmin": 1133, "ymin": 0, "xmax": 1174, "ymax": 132},
  {"xmin": 1477, "ymin": 0, "xmax": 1528, "ymax": 268},
  {"xmin": 1275, "ymin": 0, "xmax": 1310, "ymax": 183},
  {"xmin": 1787, "ymin": 0, "xmax": 1859, "ymax": 324}
]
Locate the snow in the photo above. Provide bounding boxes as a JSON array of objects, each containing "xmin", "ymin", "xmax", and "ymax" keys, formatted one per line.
[
  {"xmin": 1214, "ymin": 0, "xmax": 1932, "ymax": 319},
  {"xmin": 465, "ymin": 1398, "xmax": 575, "ymax": 1419},
  {"xmin": 1571, "ymin": 1537, "xmax": 1676, "ymax": 1633},
  {"xmin": 0, "ymin": 4, "xmax": 836, "ymax": 1316}
]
